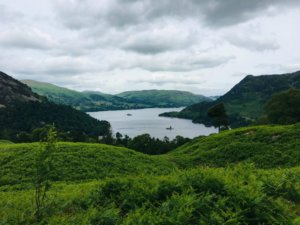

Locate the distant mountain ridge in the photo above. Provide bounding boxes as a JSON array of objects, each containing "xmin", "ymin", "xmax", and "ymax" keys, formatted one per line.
[
  {"xmin": 22, "ymin": 80, "xmax": 212, "ymax": 111},
  {"xmin": 161, "ymin": 71, "xmax": 300, "ymax": 127},
  {"xmin": 117, "ymin": 90, "xmax": 211, "ymax": 108}
]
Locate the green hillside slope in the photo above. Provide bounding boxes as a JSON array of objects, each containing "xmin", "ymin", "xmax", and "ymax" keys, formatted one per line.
[
  {"xmin": 161, "ymin": 71, "xmax": 300, "ymax": 127},
  {"xmin": 22, "ymin": 80, "xmax": 144, "ymax": 111},
  {"xmin": 167, "ymin": 123, "xmax": 300, "ymax": 168},
  {"xmin": 1, "ymin": 166, "xmax": 299, "ymax": 224},
  {"xmin": 0, "ymin": 124, "xmax": 300, "ymax": 224},
  {"xmin": 117, "ymin": 89, "xmax": 212, "ymax": 107},
  {"xmin": 0, "ymin": 142, "xmax": 176, "ymax": 186}
]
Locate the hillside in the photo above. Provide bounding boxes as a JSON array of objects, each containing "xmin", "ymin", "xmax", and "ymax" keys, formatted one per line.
[
  {"xmin": 0, "ymin": 72, "xmax": 40, "ymax": 108},
  {"xmin": 161, "ymin": 71, "xmax": 300, "ymax": 127},
  {"xmin": 22, "ymin": 80, "xmax": 211, "ymax": 111},
  {"xmin": 22, "ymin": 80, "xmax": 144, "ymax": 111},
  {"xmin": 166, "ymin": 123, "xmax": 300, "ymax": 168},
  {"xmin": 0, "ymin": 124, "xmax": 300, "ymax": 224},
  {"xmin": 0, "ymin": 72, "xmax": 110, "ymax": 141},
  {"xmin": 117, "ymin": 90, "xmax": 212, "ymax": 107},
  {"xmin": 0, "ymin": 142, "xmax": 176, "ymax": 186}
]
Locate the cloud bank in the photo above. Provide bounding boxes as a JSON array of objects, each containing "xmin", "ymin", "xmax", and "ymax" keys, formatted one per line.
[{"xmin": 0, "ymin": 0, "xmax": 300, "ymax": 95}]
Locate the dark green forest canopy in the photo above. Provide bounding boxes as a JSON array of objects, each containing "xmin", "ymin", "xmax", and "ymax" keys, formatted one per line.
[
  {"xmin": 0, "ymin": 101, "xmax": 110, "ymax": 140},
  {"xmin": 265, "ymin": 88, "xmax": 300, "ymax": 124}
]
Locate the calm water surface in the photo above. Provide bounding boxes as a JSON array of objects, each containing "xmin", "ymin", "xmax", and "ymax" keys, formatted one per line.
[{"xmin": 88, "ymin": 108, "xmax": 217, "ymax": 139}]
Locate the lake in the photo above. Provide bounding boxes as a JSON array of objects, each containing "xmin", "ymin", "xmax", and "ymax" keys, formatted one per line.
[{"xmin": 88, "ymin": 108, "xmax": 217, "ymax": 139}]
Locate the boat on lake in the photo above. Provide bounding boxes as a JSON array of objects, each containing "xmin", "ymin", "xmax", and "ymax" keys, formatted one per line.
[
  {"xmin": 166, "ymin": 126, "xmax": 173, "ymax": 130},
  {"xmin": 127, "ymin": 113, "xmax": 132, "ymax": 116}
]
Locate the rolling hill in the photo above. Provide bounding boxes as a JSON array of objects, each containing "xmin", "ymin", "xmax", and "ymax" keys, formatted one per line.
[
  {"xmin": 160, "ymin": 71, "xmax": 300, "ymax": 127},
  {"xmin": 22, "ymin": 80, "xmax": 211, "ymax": 111},
  {"xmin": 166, "ymin": 123, "xmax": 300, "ymax": 169},
  {"xmin": 22, "ymin": 80, "xmax": 143, "ymax": 111},
  {"xmin": 117, "ymin": 90, "xmax": 212, "ymax": 107},
  {"xmin": 0, "ymin": 123, "xmax": 299, "ymax": 224}
]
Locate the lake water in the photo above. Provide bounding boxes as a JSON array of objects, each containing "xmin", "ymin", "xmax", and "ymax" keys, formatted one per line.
[{"xmin": 88, "ymin": 108, "xmax": 217, "ymax": 139}]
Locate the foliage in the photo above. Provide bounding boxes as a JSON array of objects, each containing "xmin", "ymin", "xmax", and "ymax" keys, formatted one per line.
[
  {"xmin": 264, "ymin": 88, "xmax": 300, "ymax": 124},
  {"xmin": 105, "ymin": 133, "xmax": 191, "ymax": 155},
  {"xmin": 0, "ymin": 142, "xmax": 176, "ymax": 187},
  {"xmin": 207, "ymin": 102, "xmax": 229, "ymax": 131},
  {"xmin": 0, "ymin": 124, "xmax": 300, "ymax": 224},
  {"xmin": 34, "ymin": 126, "xmax": 57, "ymax": 221},
  {"xmin": 0, "ymin": 101, "xmax": 111, "ymax": 142},
  {"xmin": 0, "ymin": 166, "xmax": 299, "ymax": 224},
  {"xmin": 161, "ymin": 71, "xmax": 300, "ymax": 127},
  {"xmin": 167, "ymin": 123, "xmax": 300, "ymax": 168}
]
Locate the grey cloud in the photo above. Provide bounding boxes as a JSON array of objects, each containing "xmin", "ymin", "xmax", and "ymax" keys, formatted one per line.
[
  {"xmin": 0, "ymin": 4, "xmax": 23, "ymax": 22},
  {"xmin": 130, "ymin": 54, "xmax": 234, "ymax": 72},
  {"xmin": 54, "ymin": 0, "xmax": 300, "ymax": 30},
  {"xmin": 0, "ymin": 28, "xmax": 56, "ymax": 50},
  {"xmin": 226, "ymin": 34, "xmax": 280, "ymax": 51},
  {"xmin": 6, "ymin": 56, "xmax": 100, "ymax": 77},
  {"xmin": 137, "ymin": 78, "xmax": 206, "ymax": 86},
  {"xmin": 122, "ymin": 26, "xmax": 197, "ymax": 54}
]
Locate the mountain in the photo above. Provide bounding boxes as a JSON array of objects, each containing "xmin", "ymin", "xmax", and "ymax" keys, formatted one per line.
[
  {"xmin": 161, "ymin": 71, "xmax": 300, "ymax": 127},
  {"xmin": 1, "ymin": 123, "xmax": 299, "ymax": 223},
  {"xmin": 22, "ymin": 80, "xmax": 211, "ymax": 111},
  {"xmin": 0, "ymin": 72, "xmax": 110, "ymax": 141},
  {"xmin": 117, "ymin": 90, "xmax": 212, "ymax": 107},
  {"xmin": 0, "ymin": 72, "xmax": 40, "ymax": 108}
]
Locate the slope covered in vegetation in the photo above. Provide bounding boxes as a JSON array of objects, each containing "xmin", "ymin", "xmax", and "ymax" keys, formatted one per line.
[
  {"xmin": 1, "ymin": 166, "xmax": 299, "ymax": 224},
  {"xmin": 161, "ymin": 71, "xmax": 300, "ymax": 127},
  {"xmin": 167, "ymin": 123, "xmax": 300, "ymax": 168},
  {"xmin": 22, "ymin": 80, "xmax": 145, "ymax": 111},
  {"xmin": 0, "ymin": 72, "xmax": 40, "ymax": 108},
  {"xmin": 0, "ymin": 142, "xmax": 176, "ymax": 187},
  {"xmin": 117, "ymin": 90, "xmax": 212, "ymax": 107},
  {"xmin": 0, "ymin": 124, "xmax": 300, "ymax": 224},
  {"xmin": 0, "ymin": 72, "xmax": 111, "ymax": 142},
  {"xmin": 23, "ymin": 80, "xmax": 211, "ymax": 111},
  {"xmin": 0, "ymin": 101, "xmax": 111, "ymax": 142}
]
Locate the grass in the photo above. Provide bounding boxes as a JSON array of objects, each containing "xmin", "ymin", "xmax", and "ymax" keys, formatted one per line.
[
  {"xmin": 0, "ymin": 123, "xmax": 300, "ymax": 224},
  {"xmin": 0, "ymin": 142, "xmax": 176, "ymax": 187},
  {"xmin": 0, "ymin": 140, "xmax": 13, "ymax": 144},
  {"xmin": 166, "ymin": 123, "xmax": 300, "ymax": 168}
]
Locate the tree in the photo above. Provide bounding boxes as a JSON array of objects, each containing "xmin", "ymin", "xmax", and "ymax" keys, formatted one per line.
[
  {"xmin": 207, "ymin": 103, "xmax": 229, "ymax": 132},
  {"xmin": 34, "ymin": 126, "xmax": 57, "ymax": 221},
  {"xmin": 264, "ymin": 89, "xmax": 300, "ymax": 124},
  {"xmin": 115, "ymin": 132, "xmax": 123, "ymax": 145}
]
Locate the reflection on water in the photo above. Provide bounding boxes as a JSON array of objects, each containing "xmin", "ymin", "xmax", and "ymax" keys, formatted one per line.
[{"xmin": 88, "ymin": 108, "xmax": 217, "ymax": 139}]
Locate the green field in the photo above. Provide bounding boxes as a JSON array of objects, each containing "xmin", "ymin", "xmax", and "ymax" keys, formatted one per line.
[{"xmin": 1, "ymin": 124, "xmax": 300, "ymax": 224}]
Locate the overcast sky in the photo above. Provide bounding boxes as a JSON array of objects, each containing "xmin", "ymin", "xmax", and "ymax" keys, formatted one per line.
[{"xmin": 1, "ymin": 0, "xmax": 300, "ymax": 95}]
